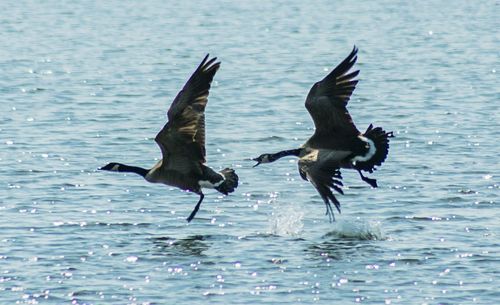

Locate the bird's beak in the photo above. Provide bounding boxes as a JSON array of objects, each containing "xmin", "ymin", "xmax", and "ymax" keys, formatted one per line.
[{"xmin": 252, "ymin": 158, "xmax": 261, "ymax": 168}]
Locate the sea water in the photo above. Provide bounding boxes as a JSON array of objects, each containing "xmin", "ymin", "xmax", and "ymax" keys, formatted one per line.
[{"xmin": 1, "ymin": 1, "xmax": 498, "ymax": 304}]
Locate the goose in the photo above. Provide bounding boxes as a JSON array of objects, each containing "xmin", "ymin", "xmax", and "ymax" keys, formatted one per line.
[
  {"xmin": 253, "ymin": 46, "xmax": 393, "ymax": 221},
  {"xmin": 100, "ymin": 55, "xmax": 238, "ymax": 222}
]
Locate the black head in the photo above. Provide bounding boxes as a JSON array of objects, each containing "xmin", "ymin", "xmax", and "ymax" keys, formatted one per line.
[
  {"xmin": 99, "ymin": 162, "xmax": 121, "ymax": 171},
  {"xmin": 252, "ymin": 153, "xmax": 273, "ymax": 167}
]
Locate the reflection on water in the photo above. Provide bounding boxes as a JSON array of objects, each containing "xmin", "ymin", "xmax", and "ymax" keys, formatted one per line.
[
  {"xmin": 305, "ymin": 221, "xmax": 382, "ymax": 261},
  {"xmin": 151, "ymin": 235, "xmax": 211, "ymax": 257},
  {"xmin": 306, "ymin": 238, "xmax": 380, "ymax": 261}
]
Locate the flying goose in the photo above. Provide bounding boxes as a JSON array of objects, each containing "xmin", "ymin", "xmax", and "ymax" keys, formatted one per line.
[
  {"xmin": 100, "ymin": 55, "xmax": 238, "ymax": 222},
  {"xmin": 253, "ymin": 46, "xmax": 393, "ymax": 221}
]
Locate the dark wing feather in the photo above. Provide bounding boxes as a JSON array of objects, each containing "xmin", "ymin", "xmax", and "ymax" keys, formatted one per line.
[
  {"xmin": 155, "ymin": 55, "xmax": 220, "ymax": 165},
  {"xmin": 305, "ymin": 46, "xmax": 361, "ymax": 138},
  {"xmin": 298, "ymin": 149, "xmax": 349, "ymax": 218}
]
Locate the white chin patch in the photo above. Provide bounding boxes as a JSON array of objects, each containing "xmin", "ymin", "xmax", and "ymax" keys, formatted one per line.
[
  {"xmin": 111, "ymin": 164, "xmax": 120, "ymax": 171},
  {"xmin": 352, "ymin": 136, "xmax": 376, "ymax": 163}
]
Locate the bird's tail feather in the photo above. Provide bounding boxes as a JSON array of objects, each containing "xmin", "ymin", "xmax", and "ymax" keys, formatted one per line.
[
  {"xmin": 355, "ymin": 124, "xmax": 394, "ymax": 173},
  {"xmin": 215, "ymin": 168, "xmax": 239, "ymax": 195}
]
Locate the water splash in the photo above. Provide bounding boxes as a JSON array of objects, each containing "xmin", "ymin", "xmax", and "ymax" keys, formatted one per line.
[
  {"xmin": 324, "ymin": 219, "xmax": 383, "ymax": 240},
  {"xmin": 268, "ymin": 205, "xmax": 304, "ymax": 236}
]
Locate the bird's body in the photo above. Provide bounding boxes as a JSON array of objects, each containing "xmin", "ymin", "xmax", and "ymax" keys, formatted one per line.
[
  {"xmin": 143, "ymin": 159, "xmax": 230, "ymax": 193},
  {"xmin": 253, "ymin": 47, "xmax": 393, "ymax": 221},
  {"xmin": 100, "ymin": 55, "xmax": 238, "ymax": 222}
]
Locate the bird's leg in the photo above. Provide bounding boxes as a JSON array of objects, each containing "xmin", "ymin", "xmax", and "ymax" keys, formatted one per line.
[
  {"xmin": 357, "ymin": 169, "xmax": 378, "ymax": 188},
  {"xmin": 186, "ymin": 193, "xmax": 205, "ymax": 222}
]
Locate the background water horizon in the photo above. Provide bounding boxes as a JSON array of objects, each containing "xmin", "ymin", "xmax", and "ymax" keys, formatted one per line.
[{"xmin": 1, "ymin": 1, "xmax": 498, "ymax": 304}]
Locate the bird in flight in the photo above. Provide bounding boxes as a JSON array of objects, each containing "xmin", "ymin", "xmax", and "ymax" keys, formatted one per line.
[
  {"xmin": 253, "ymin": 46, "xmax": 393, "ymax": 221},
  {"xmin": 100, "ymin": 55, "xmax": 238, "ymax": 222}
]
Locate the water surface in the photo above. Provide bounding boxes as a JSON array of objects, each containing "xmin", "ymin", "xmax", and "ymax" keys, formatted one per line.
[{"xmin": 1, "ymin": 1, "xmax": 498, "ymax": 304}]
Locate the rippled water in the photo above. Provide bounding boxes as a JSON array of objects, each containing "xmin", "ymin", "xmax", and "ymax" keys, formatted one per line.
[{"xmin": 1, "ymin": 1, "xmax": 498, "ymax": 304}]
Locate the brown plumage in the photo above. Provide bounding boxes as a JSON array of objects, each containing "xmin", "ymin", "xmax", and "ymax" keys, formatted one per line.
[
  {"xmin": 253, "ymin": 46, "xmax": 393, "ymax": 221},
  {"xmin": 100, "ymin": 55, "xmax": 238, "ymax": 222}
]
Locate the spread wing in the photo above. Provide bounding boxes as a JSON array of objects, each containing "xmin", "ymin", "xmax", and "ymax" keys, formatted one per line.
[
  {"xmin": 155, "ymin": 55, "xmax": 220, "ymax": 167},
  {"xmin": 305, "ymin": 46, "xmax": 360, "ymax": 139},
  {"xmin": 298, "ymin": 149, "xmax": 351, "ymax": 219}
]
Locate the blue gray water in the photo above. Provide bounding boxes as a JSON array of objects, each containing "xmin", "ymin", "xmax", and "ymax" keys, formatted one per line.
[{"xmin": 1, "ymin": 0, "xmax": 498, "ymax": 304}]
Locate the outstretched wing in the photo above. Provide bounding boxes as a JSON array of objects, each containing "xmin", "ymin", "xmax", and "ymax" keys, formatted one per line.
[
  {"xmin": 155, "ymin": 55, "xmax": 220, "ymax": 165},
  {"xmin": 305, "ymin": 46, "xmax": 360, "ymax": 139},
  {"xmin": 298, "ymin": 149, "xmax": 350, "ymax": 220}
]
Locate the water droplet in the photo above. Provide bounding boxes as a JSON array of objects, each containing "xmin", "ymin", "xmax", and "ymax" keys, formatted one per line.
[
  {"xmin": 125, "ymin": 256, "xmax": 138, "ymax": 263},
  {"xmin": 66, "ymin": 271, "xmax": 76, "ymax": 279},
  {"xmin": 339, "ymin": 278, "xmax": 348, "ymax": 284}
]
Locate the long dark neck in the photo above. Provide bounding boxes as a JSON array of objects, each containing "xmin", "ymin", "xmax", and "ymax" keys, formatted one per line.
[
  {"xmin": 270, "ymin": 148, "xmax": 301, "ymax": 161},
  {"xmin": 116, "ymin": 164, "xmax": 149, "ymax": 177}
]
